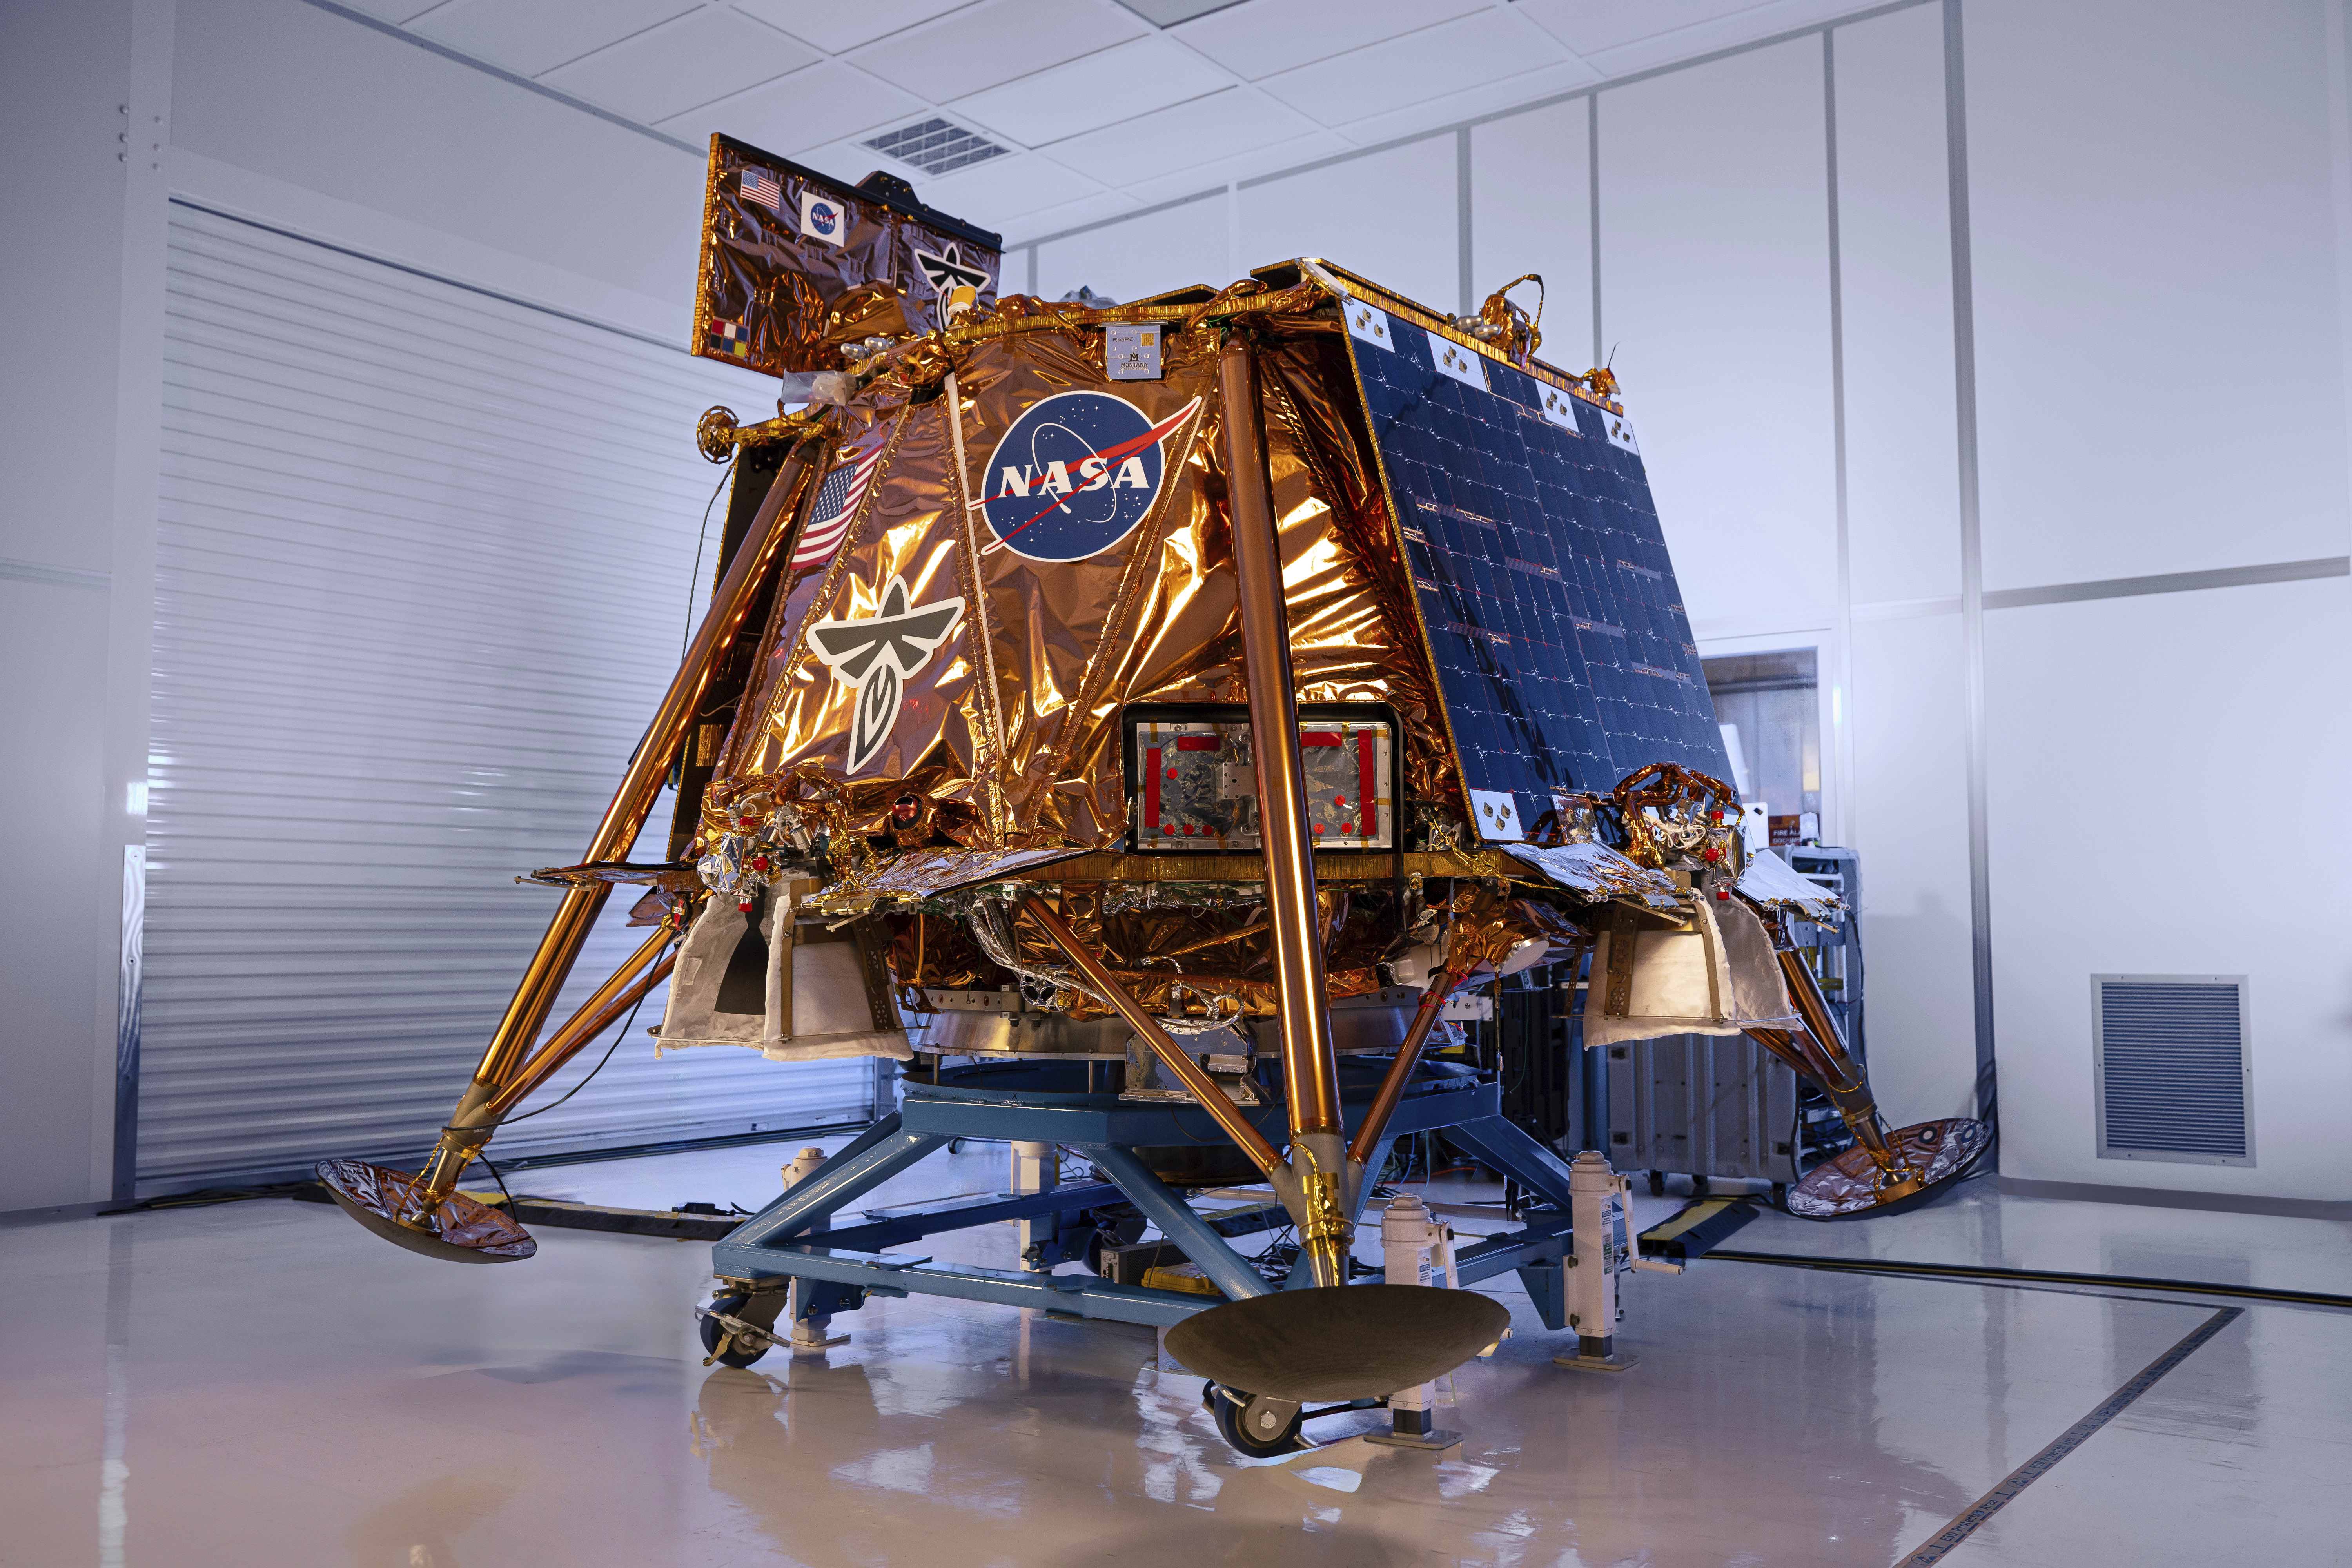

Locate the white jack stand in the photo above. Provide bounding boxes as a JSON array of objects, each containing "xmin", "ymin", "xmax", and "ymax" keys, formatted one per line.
[
  {"xmin": 782, "ymin": 1146, "xmax": 850, "ymax": 1352},
  {"xmin": 1364, "ymin": 1193, "xmax": 1465, "ymax": 1451},
  {"xmin": 1553, "ymin": 1150, "xmax": 1644, "ymax": 1374}
]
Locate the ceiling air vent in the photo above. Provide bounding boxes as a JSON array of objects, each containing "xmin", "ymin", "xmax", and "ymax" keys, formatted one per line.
[
  {"xmin": 2094, "ymin": 975, "xmax": 2253, "ymax": 1166},
  {"xmin": 862, "ymin": 119, "xmax": 1011, "ymax": 178}
]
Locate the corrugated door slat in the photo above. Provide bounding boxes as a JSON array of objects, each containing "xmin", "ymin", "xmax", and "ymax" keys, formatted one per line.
[{"xmin": 142, "ymin": 203, "xmax": 872, "ymax": 1191}]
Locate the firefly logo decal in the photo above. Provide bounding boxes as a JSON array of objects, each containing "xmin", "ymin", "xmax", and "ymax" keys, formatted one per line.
[
  {"xmin": 978, "ymin": 391, "xmax": 1201, "ymax": 562},
  {"xmin": 806, "ymin": 575, "xmax": 965, "ymax": 775},
  {"xmin": 911, "ymin": 240, "xmax": 990, "ymax": 297}
]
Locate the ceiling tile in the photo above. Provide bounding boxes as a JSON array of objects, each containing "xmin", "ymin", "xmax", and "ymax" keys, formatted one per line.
[
  {"xmin": 1565, "ymin": 0, "xmax": 1869, "ymax": 76},
  {"xmin": 779, "ymin": 137, "xmax": 893, "ymax": 187},
  {"xmin": 1258, "ymin": 11, "xmax": 1568, "ymax": 127},
  {"xmin": 1117, "ymin": 127, "xmax": 1348, "ymax": 205},
  {"xmin": 1173, "ymin": 0, "xmax": 1487, "ymax": 81},
  {"xmin": 657, "ymin": 62, "xmax": 924, "ymax": 154},
  {"xmin": 1004, "ymin": 191, "xmax": 1148, "ymax": 247},
  {"xmin": 782, "ymin": 140, "xmax": 1103, "ymax": 240},
  {"xmin": 1045, "ymin": 87, "xmax": 1310, "ymax": 184},
  {"xmin": 728, "ymin": 0, "xmax": 974, "ymax": 56},
  {"xmin": 1329, "ymin": 56, "xmax": 1599, "ymax": 145},
  {"xmin": 343, "ymin": 0, "xmax": 448, "ymax": 20},
  {"xmin": 540, "ymin": 8, "xmax": 818, "ymax": 123},
  {"xmin": 913, "ymin": 149, "xmax": 1105, "ymax": 227},
  {"xmin": 408, "ymin": 0, "xmax": 698, "ymax": 78},
  {"xmin": 1515, "ymin": 0, "xmax": 1776, "ymax": 57},
  {"xmin": 949, "ymin": 35, "xmax": 1232, "ymax": 148},
  {"xmin": 849, "ymin": 0, "xmax": 1146, "ymax": 103}
]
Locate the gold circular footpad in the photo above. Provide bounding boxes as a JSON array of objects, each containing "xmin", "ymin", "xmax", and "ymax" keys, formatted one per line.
[
  {"xmin": 316, "ymin": 1158, "xmax": 537, "ymax": 1263},
  {"xmin": 1785, "ymin": 1118, "xmax": 1992, "ymax": 1220}
]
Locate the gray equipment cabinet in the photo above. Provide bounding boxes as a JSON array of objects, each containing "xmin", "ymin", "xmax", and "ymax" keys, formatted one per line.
[{"xmin": 1603, "ymin": 845, "xmax": 1865, "ymax": 1197}]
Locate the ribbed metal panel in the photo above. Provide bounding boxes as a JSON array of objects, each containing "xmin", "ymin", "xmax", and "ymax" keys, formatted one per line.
[
  {"xmin": 142, "ymin": 203, "xmax": 872, "ymax": 1191},
  {"xmin": 2094, "ymin": 976, "xmax": 2252, "ymax": 1166}
]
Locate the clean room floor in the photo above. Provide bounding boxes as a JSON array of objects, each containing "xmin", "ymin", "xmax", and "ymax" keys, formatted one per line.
[{"xmin": 3, "ymin": 1139, "xmax": 2345, "ymax": 1568}]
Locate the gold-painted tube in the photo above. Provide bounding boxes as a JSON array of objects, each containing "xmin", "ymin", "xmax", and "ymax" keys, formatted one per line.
[
  {"xmin": 1218, "ymin": 338, "xmax": 1341, "ymax": 1141},
  {"xmin": 481, "ymin": 930, "xmax": 678, "ymax": 1122},
  {"xmin": 1345, "ymin": 960, "xmax": 1472, "ymax": 1168},
  {"xmin": 418, "ymin": 440, "xmax": 822, "ymax": 1202},
  {"xmin": 1219, "ymin": 335, "xmax": 1351, "ymax": 1288},
  {"xmin": 1022, "ymin": 898, "xmax": 1285, "ymax": 1177}
]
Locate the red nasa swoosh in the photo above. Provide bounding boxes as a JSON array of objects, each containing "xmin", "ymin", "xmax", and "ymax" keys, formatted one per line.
[{"xmin": 990, "ymin": 397, "xmax": 1202, "ymax": 549}]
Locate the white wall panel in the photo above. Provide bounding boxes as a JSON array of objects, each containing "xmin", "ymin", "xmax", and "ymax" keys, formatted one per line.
[
  {"xmin": 1469, "ymin": 98, "xmax": 1592, "ymax": 369},
  {"xmin": 0, "ymin": 0, "xmax": 136, "ymax": 1212},
  {"xmin": 1967, "ymin": 0, "xmax": 2352, "ymax": 590},
  {"xmin": 1240, "ymin": 136, "xmax": 1460, "ymax": 313},
  {"xmin": 1035, "ymin": 194, "xmax": 1233, "ymax": 305},
  {"xmin": 1848, "ymin": 612, "xmax": 1975, "ymax": 1124},
  {"xmin": 172, "ymin": 0, "xmax": 701, "ymax": 321},
  {"xmin": 142, "ymin": 205, "xmax": 873, "ymax": 1191},
  {"xmin": 1984, "ymin": 580, "xmax": 2352, "ymax": 1200},
  {"xmin": 1832, "ymin": 5, "xmax": 1961, "ymax": 607},
  {"xmin": 1597, "ymin": 39, "xmax": 1838, "ymax": 629}
]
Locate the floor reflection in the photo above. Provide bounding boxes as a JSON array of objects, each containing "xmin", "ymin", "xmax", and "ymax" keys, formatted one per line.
[{"xmin": 3, "ymin": 1154, "xmax": 2334, "ymax": 1568}]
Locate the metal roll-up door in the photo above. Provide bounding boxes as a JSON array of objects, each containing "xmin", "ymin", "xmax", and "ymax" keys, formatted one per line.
[{"xmin": 141, "ymin": 201, "xmax": 875, "ymax": 1192}]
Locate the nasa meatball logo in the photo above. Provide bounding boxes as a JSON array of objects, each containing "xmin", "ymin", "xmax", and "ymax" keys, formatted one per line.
[
  {"xmin": 979, "ymin": 391, "xmax": 1201, "ymax": 562},
  {"xmin": 799, "ymin": 190, "xmax": 846, "ymax": 248}
]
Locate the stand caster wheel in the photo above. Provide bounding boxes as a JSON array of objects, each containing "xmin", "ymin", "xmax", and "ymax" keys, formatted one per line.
[
  {"xmin": 1646, "ymin": 1171, "xmax": 1666, "ymax": 1197},
  {"xmin": 1690, "ymin": 1174, "xmax": 1711, "ymax": 1197},
  {"xmin": 699, "ymin": 1294, "xmax": 770, "ymax": 1369},
  {"xmin": 1770, "ymin": 1182, "xmax": 1789, "ymax": 1209},
  {"xmin": 1204, "ymin": 1383, "xmax": 1303, "ymax": 1457}
]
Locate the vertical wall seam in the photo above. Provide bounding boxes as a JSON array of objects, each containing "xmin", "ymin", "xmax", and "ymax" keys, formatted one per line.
[
  {"xmin": 1589, "ymin": 94, "xmax": 1604, "ymax": 367},
  {"xmin": 1824, "ymin": 29, "xmax": 1856, "ymax": 851},
  {"xmin": 1943, "ymin": 0, "xmax": 1996, "ymax": 1135},
  {"xmin": 1227, "ymin": 181, "xmax": 1241, "ymax": 281},
  {"xmin": 1457, "ymin": 126, "xmax": 1475, "ymax": 316},
  {"xmin": 2324, "ymin": 0, "xmax": 2352, "ymax": 559}
]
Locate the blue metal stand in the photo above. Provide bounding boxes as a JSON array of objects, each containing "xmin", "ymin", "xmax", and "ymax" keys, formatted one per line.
[{"xmin": 710, "ymin": 1057, "xmax": 1583, "ymax": 1333}]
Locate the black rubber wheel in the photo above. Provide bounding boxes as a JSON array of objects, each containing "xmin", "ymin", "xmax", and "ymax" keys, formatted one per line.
[
  {"xmin": 700, "ymin": 1293, "xmax": 769, "ymax": 1368},
  {"xmin": 1770, "ymin": 1182, "xmax": 1789, "ymax": 1209},
  {"xmin": 1690, "ymin": 1174, "xmax": 1711, "ymax": 1197},
  {"xmin": 1208, "ymin": 1385, "xmax": 1303, "ymax": 1457},
  {"xmin": 1646, "ymin": 1171, "xmax": 1666, "ymax": 1197}
]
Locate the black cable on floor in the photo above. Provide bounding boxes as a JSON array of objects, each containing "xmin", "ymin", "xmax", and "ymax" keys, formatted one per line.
[{"xmin": 1708, "ymin": 1248, "xmax": 2352, "ymax": 1311}]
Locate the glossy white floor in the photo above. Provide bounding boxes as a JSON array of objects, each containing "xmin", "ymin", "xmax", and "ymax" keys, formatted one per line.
[{"xmin": 4, "ymin": 1137, "xmax": 2345, "ymax": 1568}]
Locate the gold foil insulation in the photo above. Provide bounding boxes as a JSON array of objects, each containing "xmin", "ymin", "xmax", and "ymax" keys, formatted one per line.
[
  {"xmin": 693, "ymin": 134, "xmax": 1002, "ymax": 377},
  {"xmin": 718, "ymin": 312, "xmax": 1452, "ymax": 853}
]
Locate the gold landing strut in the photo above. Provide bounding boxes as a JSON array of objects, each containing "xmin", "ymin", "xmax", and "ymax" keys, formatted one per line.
[
  {"xmin": 1747, "ymin": 943, "xmax": 1924, "ymax": 1200},
  {"xmin": 413, "ymin": 438, "xmax": 822, "ymax": 1206},
  {"xmin": 1217, "ymin": 335, "xmax": 1352, "ymax": 1287}
]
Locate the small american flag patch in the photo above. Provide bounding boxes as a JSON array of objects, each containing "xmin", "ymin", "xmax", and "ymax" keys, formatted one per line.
[
  {"xmin": 792, "ymin": 446, "xmax": 887, "ymax": 570},
  {"xmin": 740, "ymin": 167, "xmax": 781, "ymax": 210}
]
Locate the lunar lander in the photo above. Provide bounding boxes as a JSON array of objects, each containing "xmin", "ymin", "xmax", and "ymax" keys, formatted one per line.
[{"xmin": 321, "ymin": 137, "xmax": 1989, "ymax": 1455}]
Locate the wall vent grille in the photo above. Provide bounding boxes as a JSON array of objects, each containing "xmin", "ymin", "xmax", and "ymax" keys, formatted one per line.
[{"xmin": 2094, "ymin": 975, "xmax": 2252, "ymax": 1166}]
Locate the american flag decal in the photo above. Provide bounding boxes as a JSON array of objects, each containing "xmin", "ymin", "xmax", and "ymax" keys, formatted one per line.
[
  {"xmin": 792, "ymin": 446, "xmax": 886, "ymax": 569},
  {"xmin": 740, "ymin": 167, "xmax": 781, "ymax": 211}
]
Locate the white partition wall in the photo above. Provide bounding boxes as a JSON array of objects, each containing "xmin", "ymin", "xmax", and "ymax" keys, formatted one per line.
[
  {"xmin": 1016, "ymin": 0, "xmax": 2352, "ymax": 1209},
  {"xmin": 12, "ymin": 0, "xmax": 2352, "ymax": 1213}
]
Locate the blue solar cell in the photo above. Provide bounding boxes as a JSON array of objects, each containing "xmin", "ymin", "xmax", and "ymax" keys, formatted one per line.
[{"xmin": 1349, "ymin": 330, "xmax": 1731, "ymax": 829}]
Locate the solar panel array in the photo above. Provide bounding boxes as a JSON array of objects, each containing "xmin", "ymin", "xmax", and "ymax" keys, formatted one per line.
[{"xmin": 1346, "ymin": 314, "xmax": 1733, "ymax": 834}]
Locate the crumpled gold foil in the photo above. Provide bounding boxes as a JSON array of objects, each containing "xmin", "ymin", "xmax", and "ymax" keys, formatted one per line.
[
  {"xmin": 720, "ymin": 307, "xmax": 1458, "ymax": 849},
  {"xmin": 692, "ymin": 135, "xmax": 1001, "ymax": 377}
]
